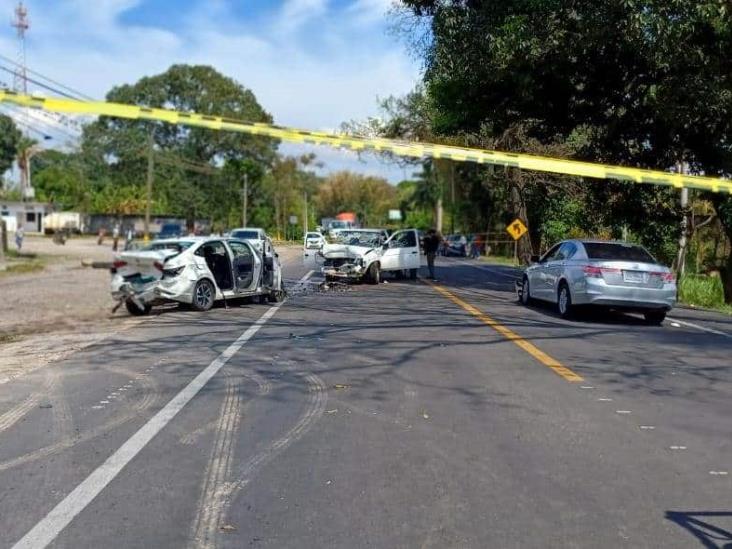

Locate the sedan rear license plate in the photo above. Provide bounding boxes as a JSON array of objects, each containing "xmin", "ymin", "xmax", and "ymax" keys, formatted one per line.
[{"xmin": 623, "ymin": 271, "xmax": 646, "ymax": 283}]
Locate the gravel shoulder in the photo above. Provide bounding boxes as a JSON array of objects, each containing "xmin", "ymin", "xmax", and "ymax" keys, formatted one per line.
[{"xmin": 0, "ymin": 237, "xmax": 303, "ymax": 384}]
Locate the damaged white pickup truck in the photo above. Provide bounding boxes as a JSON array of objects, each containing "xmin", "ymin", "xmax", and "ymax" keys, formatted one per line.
[
  {"xmin": 304, "ymin": 228, "xmax": 421, "ymax": 284},
  {"xmin": 111, "ymin": 237, "xmax": 284, "ymax": 315}
]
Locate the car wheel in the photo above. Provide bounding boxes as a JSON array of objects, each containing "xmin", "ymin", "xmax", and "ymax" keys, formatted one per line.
[
  {"xmin": 268, "ymin": 279, "xmax": 286, "ymax": 303},
  {"xmin": 368, "ymin": 263, "xmax": 380, "ymax": 285},
  {"xmin": 192, "ymin": 279, "xmax": 215, "ymax": 311},
  {"xmin": 409, "ymin": 268, "xmax": 418, "ymax": 280},
  {"xmin": 557, "ymin": 282, "xmax": 573, "ymax": 319},
  {"xmin": 644, "ymin": 310, "xmax": 667, "ymax": 325},
  {"xmin": 520, "ymin": 276, "xmax": 532, "ymax": 306},
  {"xmin": 125, "ymin": 300, "xmax": 152, "ymax": 316}
]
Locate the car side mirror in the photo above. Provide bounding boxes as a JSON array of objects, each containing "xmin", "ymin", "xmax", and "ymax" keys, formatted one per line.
[{"xmin": 530, "ymin": 255, "xmax": 540, "ymax": 264}]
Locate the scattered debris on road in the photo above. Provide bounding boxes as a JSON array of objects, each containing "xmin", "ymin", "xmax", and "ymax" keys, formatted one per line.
[{"xmin": 333, "ymin": 384, "xmax": 351, "ymax": 390}]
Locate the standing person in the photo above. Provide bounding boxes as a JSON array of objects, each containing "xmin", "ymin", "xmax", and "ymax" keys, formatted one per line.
[
  {"xmin": 458, "ymin": 234, "xmax": 468, "ymax": 257},
  {"xmin": 125, "ymin": 226, "xmax": 134, "ymax": 248},
  {"xmin": 15, "ymin": 226, "xmax": 24, "ymax": 252},
  {"xmin": 423, "ymin": 229, "xmax": 442, "ymax": 281},
  {"xmin": 112, "ymin": 223, "xmax": 120, "ymax": 252}
]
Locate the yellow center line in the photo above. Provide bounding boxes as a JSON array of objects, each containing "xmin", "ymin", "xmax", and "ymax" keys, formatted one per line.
[{"xmin": 424, "ymin": 280, "xmax": 584, "ymax": 383}]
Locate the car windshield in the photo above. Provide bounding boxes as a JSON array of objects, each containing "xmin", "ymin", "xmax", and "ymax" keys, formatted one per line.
[
  {"xmin": 330, "ymin": 221, "xmax": 347, "ymax": 229},
  {"xmin": 306, "ymin": 233, "xmax": 321, "ymax": 239},
  {"xmin": 335, "ymin": 231, "xmax": 382, "ymax": 247},
  {"xmin": 141, "ymin": 241, "xmax": 195, "ymax": 253},
  {"xmin": 583, "ymin": 242, "xmax": 656, "ymax": 263},
  {"xmin": 231, "ymin": 230, "xmax": 260, "ymax": 240}
]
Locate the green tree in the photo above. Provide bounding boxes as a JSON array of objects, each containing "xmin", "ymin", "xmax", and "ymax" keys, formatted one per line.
[
  {"xmin": 398, "ymin": 1, "xmax": 732, "ymax": 298},
  {"xmin": 316, "ymin": 171, "xmax": 398, "ymax": 227},
  {"xmin": 82, "ymin": 64, "xmax": 278, "ymax": 226},
  {"xmin": 0, "ymin": 115, "xmax": 21, "ymax": 182}
]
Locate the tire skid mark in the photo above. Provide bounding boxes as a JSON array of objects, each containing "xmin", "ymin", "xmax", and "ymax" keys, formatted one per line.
[
  {"xmin": 218, "ymin": 370, "xmax": 327, "ymax": 532},
  {"xmin": 0, "ymin": 368, "xmax": 61, "ymax": 435},
  {"xmin": 0, "ymin": 364, "xmax": 160, "ymax": 473},
  {"xmin": 0, "ymin": 393, "xmax": 41, "ymax": 434},
  {"xmin": 187, "ymin": 370, "xmax": 272, "ymax": 547},
  {"xmin": 179, "ymin": 371, "xmax": 270, "ymax": 446},
  {"xmin": 189, "ymin": 379, "xmax": 242, "ymax": 549}
]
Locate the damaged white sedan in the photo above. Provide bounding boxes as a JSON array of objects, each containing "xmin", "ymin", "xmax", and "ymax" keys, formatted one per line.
[
  {"xmin": 304, "ymin": 228, "xmax": 421, "ymax": 284},
  {"xmin": 111, "ymin": 237, "xmax": 284, "ymax": 315}
]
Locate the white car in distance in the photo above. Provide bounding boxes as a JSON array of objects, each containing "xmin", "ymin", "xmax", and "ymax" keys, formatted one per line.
[
  {"xmin": 230, "ymin": 227, "xmax": 272, "ymax": 255},
  {"xmin": 304, "ymin": 231, "xmax": 325, "ymax": 249}
]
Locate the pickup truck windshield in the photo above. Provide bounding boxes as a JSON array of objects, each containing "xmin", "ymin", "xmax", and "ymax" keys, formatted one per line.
[{"xmin": 336, "ymin": 231, "xmax": 381, "ymax": 247}]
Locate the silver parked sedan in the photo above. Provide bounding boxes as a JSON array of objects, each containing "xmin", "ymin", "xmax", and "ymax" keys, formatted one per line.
[{"xmin": 518, "ymin": 240, "xmax": 676, "ymax": 324}]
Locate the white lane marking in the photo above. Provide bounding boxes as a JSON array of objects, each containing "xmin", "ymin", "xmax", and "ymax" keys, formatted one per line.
[
  {"xmin": 639, "ymin": 425, "xmax": 655, "ymax": 430},
  {"xmin": 91, "ymin": 406, "xmax": 104, "ymax": 410},
  {"xmin": 580, "ymin": 386, "xmax": 594, "ymax": 389},
  {"xmin": 616, "ymin": 410, "xmax": 632, "ymax": 414},
  {"xmin": 9, "ymin": 271, "xmax": 311, "ymax": 549},
  {"xmin": 669, "ymin": 445, "xmax": 687, "ymax": 450},
  {"xmin": 709, "ymin": 471, "xmax": 729, "ymax": 476},
  {"xmin": 667, "ymin": 317, "xmax": 731, "ymax": 339},
  {"xmin": 597, "ymin": 398, "xmax": 613, "ymax": 402},
  {"xmin": 99, "ymin": 401, "xmax": 109, "ymax": 405}
]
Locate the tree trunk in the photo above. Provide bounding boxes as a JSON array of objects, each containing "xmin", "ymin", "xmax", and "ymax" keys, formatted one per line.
[
  {"xmin": 510, "ymin": 177, "xmax": 532, "ymax": 263},
  {"xmin": 435, "ymin": 196, "xmax": 443, "ymax": 234}
]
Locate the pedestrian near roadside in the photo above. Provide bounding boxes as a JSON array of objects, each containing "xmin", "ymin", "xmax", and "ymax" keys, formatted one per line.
[
  {"xmin": 423, "ymin": 229, "xmax": 442, "ymax": 281},
  {"xmin": 112, "ymin": 223, "xmax": 120, "ymax": 252},
  {"xmin": 15, "ymin": 226, "xmax": 24, "ymax": 252},
  {"xmin": 458, "ymin": 234, "xmax": 468, "ymax": 257}
]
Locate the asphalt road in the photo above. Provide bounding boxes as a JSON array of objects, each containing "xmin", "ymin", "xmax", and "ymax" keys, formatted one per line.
[{"xmin": 0, "ymin": 253, "xmax": 730, "ymax": 548}]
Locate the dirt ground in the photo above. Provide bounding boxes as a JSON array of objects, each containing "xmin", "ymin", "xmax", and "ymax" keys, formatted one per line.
[{"xmin": 0, "ymin": 236, "xmax": 302, "ymax": 384}]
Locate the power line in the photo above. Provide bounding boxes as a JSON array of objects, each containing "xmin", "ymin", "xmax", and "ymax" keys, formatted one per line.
[
  {"xmin": 1, "ymin": 103, "xmax": 79, "ymax": 141},
  {"xmin": 0, "ymin": 106, "xmax": 51, "ymax": 138},
  {"xmin": 0, "ymin": 52, "xmax": 94, "ymax": 101},
  {"xmin": 0, "ymin": 64, "xmax": 80, "ymax": 99}
]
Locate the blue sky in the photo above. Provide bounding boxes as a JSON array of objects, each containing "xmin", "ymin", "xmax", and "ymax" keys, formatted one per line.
[{"xmin": 0, "ymin": 0, "xmax": 422, "ymax": 181}]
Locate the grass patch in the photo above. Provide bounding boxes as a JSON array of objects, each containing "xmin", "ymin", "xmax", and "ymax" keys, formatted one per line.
[
  {"xmin": 678, "ymin": 274, "xmax": 728, "ymax": 312},
  {"xmin": 0, "ymin": 333, "xmax": 20, "ymax": 344},
  {"xmin": 5, "ymin": 261, "xmax": 45, "ymax": 275}
]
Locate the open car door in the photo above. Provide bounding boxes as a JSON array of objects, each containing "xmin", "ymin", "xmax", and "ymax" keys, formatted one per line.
[
  {"xmin": 227, "ymin": 240, "xmax": 261, "ymax": 293},
  {"xmin": 380, "ymin": 229, "xmax": 420, "ymax": 271}
]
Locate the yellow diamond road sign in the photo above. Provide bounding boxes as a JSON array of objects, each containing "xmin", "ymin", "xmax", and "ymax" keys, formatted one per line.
[{"xmin": 506, "ymin": 219, "xmax": 528, "ymax": 241}]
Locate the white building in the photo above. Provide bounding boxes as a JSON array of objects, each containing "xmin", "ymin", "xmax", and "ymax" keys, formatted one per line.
[{"xmin": 0, "ymin": 201, "xmax": 51, "ymax": 233}]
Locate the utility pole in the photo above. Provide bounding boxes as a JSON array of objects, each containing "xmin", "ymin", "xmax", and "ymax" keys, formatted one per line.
[
  {"xmin": 303, "ymin": 190, "xmax": 308, "ymax": 236},
  {"xmin": 241, "ymin": 172, "xmax": 248, "ymax": 227},
  {"xmin": 676, "ymin": 161, "xmax": 690, "ymax": 276},
  {"xmin": 144, "ymin": 130, "xmax": 154, "ymax": 240}
]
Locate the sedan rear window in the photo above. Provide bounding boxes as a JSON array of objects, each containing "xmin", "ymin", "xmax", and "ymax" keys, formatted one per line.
[
  {"xmin": 583, "ymin": 243, "xmax": 656, "ymax": 263},
  {"xmin": 142, "ymin": 241, "xmax": 195, "ymax": 253}
]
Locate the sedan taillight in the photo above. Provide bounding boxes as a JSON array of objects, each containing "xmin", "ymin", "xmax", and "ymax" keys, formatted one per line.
[
  {"xmin": 583, "ymin": 265, "xmax": 620, "ymax": 278},
  {"xmin": 651, "ymin": 271, "xmax": 676, "ymax": 283},
  {"xmin": 162, "ymin": 265, "xmax": 185, "ymax": 279}
]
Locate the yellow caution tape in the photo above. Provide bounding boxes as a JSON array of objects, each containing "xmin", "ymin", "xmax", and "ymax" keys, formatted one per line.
[{"xmin": 2, "ymin": 90, "xmax": 730, "ymax": 194}]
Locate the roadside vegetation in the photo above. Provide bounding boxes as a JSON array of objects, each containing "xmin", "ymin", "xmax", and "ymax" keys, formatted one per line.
[
  {"xmin": 0, "ymin": 250, "xmax": 46, "ymax": 277},
  {"xmin": 2, "ymin": 2, "xmax": 732, "ymax": 310}
]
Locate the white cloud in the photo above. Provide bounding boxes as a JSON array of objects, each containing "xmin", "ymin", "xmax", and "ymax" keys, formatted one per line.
[
  {"xmin": 1, "ymin": 0, "xmax": 421, "ymax": 181},
  {"xmin": 279, "ymin": 0, "xmax": 329, "ymax": 31}
]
